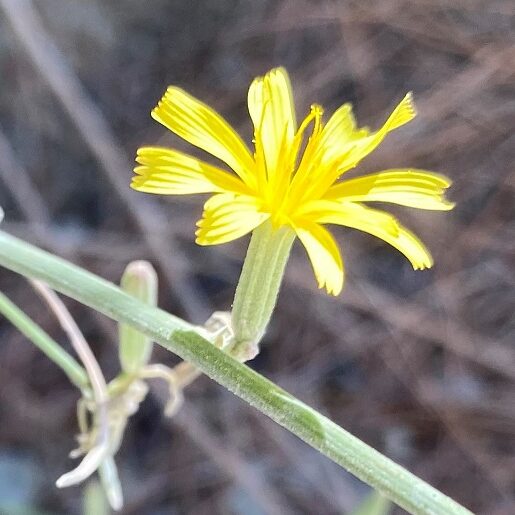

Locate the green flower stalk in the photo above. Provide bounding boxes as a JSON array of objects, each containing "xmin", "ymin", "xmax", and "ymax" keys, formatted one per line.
[{"xmin": 231, "ymin": 220, "xmax": 295, "ymax": 358}]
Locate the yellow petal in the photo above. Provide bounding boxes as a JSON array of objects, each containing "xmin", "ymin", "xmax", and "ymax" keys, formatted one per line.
[
  {"xmin": 325, "ymin": 169, "xmax": 455, "ymax": 210},
  {"xmin": 195, "ymin": 193, "xmax": 268, "ymax": 245},
  {"xmin": 337, "ymin": 93, "xmax": 416, "ymax": 172},
  {"xmin": 248, "ymin": 67, "xmax": 296, "ymax": 180},
  {"xmin": 316, "ymin": 103, "xmax": 368, "ymax": 166},
  {"xmin": 370, "ymin": 222, "xmax": 433, "ymax": 270},
  {"xmin": 132, "ymin": 147, "xmax": 252, "ymax": 195},
  {"xmin": 152, "ymin": 87, "xmax": 256, "ymax": 188},
  {"xmin": 314, "ymin": 93, "xmax": 416, "ymax": 189},
  {"xmin": 298, "ymin": 200, "xmax": 432, "ymax": 270},
  {"xmin": 295, "ymin": 199, "xmax": 399, "ymax": 234},
  {"xmin": 295, "ymin": 221, "xmax": 344, "ymax": 295}
]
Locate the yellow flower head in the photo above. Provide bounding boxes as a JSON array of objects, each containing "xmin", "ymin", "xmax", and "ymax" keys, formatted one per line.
[{"xmin": 132, "ymin": 68, "xmax": 453, "ymax": 295}]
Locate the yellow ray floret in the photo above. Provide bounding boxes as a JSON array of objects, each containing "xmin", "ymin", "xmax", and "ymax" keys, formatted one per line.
[
  {"xmin": 133, "ymin": 147, "xmax": 253, "ymax": 195},
  {"xmin": 132, "ymin": 67, "xmax": 454, "ymax": 295},
  {"xmin": 195, "ymin": 193, "xmax": 268, "ymax": 245}
]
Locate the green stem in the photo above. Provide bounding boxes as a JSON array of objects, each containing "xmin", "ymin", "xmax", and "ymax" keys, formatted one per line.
[
  {"xmin": 0, "ymin": 290, "xmax": 89, "ymax": 390},
  {"xmin": 0, "ymin": 230, "xmax": 471, "ymax": 515},
  {"xmin": 231, "ymin": 220, "xmax": 295, "ymax": 354},
  {"xmin": 83, "ymin": 479, "xmax": 110, "ymax": 515}
]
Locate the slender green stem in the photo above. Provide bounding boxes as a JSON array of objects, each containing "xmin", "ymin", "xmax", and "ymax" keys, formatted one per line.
[
  {"xmin": 231, "ymin": 220, "xmax": 295, "ymax": 353},
  {"xmin": 0, "ymin": 290, "xmax": 89, "ymax": 390},
  {"xmin": 0, "ymin": 230, "xmax": 472, "ymax": 515}
]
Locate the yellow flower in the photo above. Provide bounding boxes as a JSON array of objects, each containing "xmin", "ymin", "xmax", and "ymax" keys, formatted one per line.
[{"xmin": 132, "ymin": 68, "xmax": 453, "ymax": 295}]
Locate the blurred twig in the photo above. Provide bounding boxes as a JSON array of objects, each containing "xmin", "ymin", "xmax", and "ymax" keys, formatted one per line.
[{"xmin": 0, "ymin": 124, "xmax": 51, "ymax": 235}]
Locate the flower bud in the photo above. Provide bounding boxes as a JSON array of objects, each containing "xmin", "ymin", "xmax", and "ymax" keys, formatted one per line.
[{"xmin": 118, "ymin": 261, "xmax": 157, "ymax": 374}]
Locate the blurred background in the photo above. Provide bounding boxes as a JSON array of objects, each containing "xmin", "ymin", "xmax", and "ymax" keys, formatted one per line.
[{"xmin": 0, "ymin": 0, "xmax": 514, "ymax": 513}]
